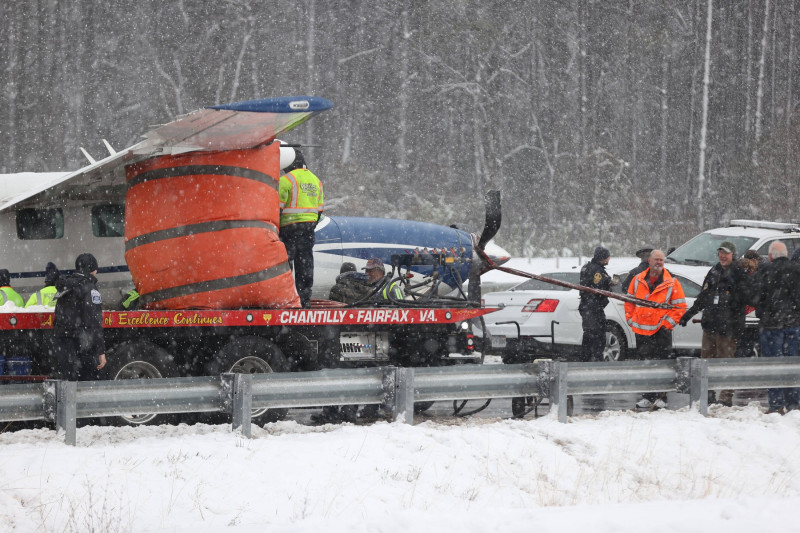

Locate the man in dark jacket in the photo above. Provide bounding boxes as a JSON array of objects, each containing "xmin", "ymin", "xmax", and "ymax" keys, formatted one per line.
[
  {"xmin": 579, "ymin": 246, "xmax": 611, "ymax": 362},
  {"xmin": 751, "ymin": 241, "xmax": 800, "ymax": 413},
  {"xmin": 51, "ymin": 253, "xmax": 106, "ymax": 380},
  {"xmin": 621, "ymin": 246, "xmax": 653, "ymax": 293},
  {"xmin": 328, "ymin": 262, "xmax": 373, "ymax": 304},
  {"xmin": 679, "ymin": 241, "xmax": 751, "ymax": 406}
]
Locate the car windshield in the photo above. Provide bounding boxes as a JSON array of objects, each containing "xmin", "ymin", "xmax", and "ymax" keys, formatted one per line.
[
  {"xmin": 667, "ymin": 233, "xmax": 758, "ymax": 265},
  {"xmin": 511, "ymin": 272, "xmax": 579, "ymax": 291}
]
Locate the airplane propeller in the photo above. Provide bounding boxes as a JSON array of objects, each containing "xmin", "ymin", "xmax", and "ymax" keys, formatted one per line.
[{"xmin": 468, "ymin": 190, "xmax": 501, "ymax": 303}]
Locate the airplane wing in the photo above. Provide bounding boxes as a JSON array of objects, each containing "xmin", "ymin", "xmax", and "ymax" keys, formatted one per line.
[{"xmin": 0, "ymin": 96, "xmax": 334, "ymax": 212}]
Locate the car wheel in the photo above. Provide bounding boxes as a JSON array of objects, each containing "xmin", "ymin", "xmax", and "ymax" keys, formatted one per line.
[{"xmin": 603, "ymin": 324, "xmax": 627, "ymax": 362}]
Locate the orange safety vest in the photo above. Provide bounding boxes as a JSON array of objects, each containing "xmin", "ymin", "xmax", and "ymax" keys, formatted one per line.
[{"xmin": 624, "ymin": 268, "xmax": 687, "ymax": 336}]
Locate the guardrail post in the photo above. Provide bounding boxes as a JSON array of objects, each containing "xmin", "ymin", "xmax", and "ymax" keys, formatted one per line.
[
  {"xmin": 44, "ymin": 380, "xmax": 76, "ymax": 446},
  {"xmin": 690, "ymin": 358, "xmax": 709, "ymax": 416},
  {"xmin": 548, "ymin": 361, "xmax": 568, "ymax": 423},
  {"xmin": 383, "ymin": 366, "xmax": 414, "ymax": 424},
  {"xmin": 675, "ymin": 357, "xmax": 693, "ymax": 394},
  {"xmin": 536, "ymin": 359, "xmax": 552, "ymax": 398},
  {"xmin": 221, "ymin": 373, "xmax": 253, "ymax": 437}
]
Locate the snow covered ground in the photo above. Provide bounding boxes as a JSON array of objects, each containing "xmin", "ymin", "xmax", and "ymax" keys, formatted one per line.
[
  {"xmin": 1, "ymin": 404, "xmax": 798, "ymax": 532},
  {"xmin": 2, "ymin": 254, "xmax": 795, "ymax": 531}
]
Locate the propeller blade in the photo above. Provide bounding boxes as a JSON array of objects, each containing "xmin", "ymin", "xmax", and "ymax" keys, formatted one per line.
[
  {"xmin": 477, "ymin": 190, "xmax": 501, "ymax": 251},
  {"xmin": 468, "ymin": 190, "xmax": 501, "ymax": 303}
]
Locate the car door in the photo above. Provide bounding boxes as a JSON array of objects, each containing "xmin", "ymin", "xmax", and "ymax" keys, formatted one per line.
[{"xmin": 671, "ymin": 274, "xmax": 702, "ymax": 350}]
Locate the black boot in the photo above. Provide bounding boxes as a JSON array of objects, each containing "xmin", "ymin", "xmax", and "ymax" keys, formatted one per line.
[
  {"xmin": 340, "ymin": 405, "xmax": 358, "ymax": 423},
  {"xmin": 310, "ymin": 406, "xmax": 342, "ymax": 424}
]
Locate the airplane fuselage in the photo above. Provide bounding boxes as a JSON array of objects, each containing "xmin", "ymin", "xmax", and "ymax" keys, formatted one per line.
[{"xmin": 0, "ymin": 197, "xmax": 487, "ymax": 307}]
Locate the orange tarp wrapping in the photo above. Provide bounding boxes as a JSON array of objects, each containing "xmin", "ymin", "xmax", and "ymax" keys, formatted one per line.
[{"xmin": 124, "ymin": 144, "xmax": 300, "ymax": 309}]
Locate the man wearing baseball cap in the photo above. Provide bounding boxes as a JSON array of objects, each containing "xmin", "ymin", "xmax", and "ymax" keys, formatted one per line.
[
  {"xmin": 679, "ymin": 241, "xmax": 751, "ymax": 406},
  {"xmin": 621, "ymin": 245, "xmax": 654, "ymax": 294},
  {"xmin": 363, "ymin": 257, "xmax": 403, "ymax": 302}
]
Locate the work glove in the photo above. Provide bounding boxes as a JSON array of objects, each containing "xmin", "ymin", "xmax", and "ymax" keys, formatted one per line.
[{"xmin": 678, "ymin": 314, "xmax": 690, "ymax": 327}]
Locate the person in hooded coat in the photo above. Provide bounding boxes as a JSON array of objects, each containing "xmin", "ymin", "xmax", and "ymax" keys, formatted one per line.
[
  {"xmin": 25, "ymin": 262, "xmax": 60, "ymax": 308},
  {"xmin": 51, "ymin": 253, "xmax": 106, "ymax": 380}
]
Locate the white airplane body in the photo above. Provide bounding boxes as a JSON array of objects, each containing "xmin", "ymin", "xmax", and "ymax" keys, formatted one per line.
[{"xmin": 0, "ymin": 97, "xmax": 508, "ymax": 307}]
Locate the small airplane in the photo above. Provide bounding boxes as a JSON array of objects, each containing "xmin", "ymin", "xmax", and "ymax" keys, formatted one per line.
[{"xmin": 0, "ymin": 96, "xmax": 509, "ymax": 306}]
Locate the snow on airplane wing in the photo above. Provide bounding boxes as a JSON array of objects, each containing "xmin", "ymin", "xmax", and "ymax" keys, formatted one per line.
[{"xmin": 0, "ymin": 96, "xmax": 334, "ymax": 212}]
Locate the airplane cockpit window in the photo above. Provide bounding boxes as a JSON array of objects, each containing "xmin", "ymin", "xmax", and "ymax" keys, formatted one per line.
[
  {"xmin": 16, "ymin": 208, "xmax": 64, "ymax": 240},
  {"xmin": 91, "ymin": 204, "xmax": 125, "ymax": 237}
]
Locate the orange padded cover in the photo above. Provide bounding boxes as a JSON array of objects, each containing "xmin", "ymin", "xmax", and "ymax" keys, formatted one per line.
[{"xmin": 124, "ymin": 143, "xmax": 300, "ymax": 309}]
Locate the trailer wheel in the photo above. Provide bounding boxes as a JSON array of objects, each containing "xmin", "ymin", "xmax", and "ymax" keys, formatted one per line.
[
  {"xmin": 511, "ymin": 396, "xmax": 534, "ymax": 418},
  {"xmin": 206, "ymin": 336, "xmax": 290, "ymax": 424},
  {"xmin": 102, "ymin": 341, "xmax": 179, "ymax": 426},
  {"xmin": 414, "ymin": 401, "xmax": 435, "ymax": 414}
]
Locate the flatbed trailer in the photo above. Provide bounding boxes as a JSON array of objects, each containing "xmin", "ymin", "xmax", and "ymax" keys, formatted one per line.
[{"xmin": 0, "ymin": 303, "xmax": 494, "ymax": 423}]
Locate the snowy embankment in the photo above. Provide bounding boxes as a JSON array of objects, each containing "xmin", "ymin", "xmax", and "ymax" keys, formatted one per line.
[{"xmin": 1, "ymin": 405, "xmax": 798, "ymax": 532}]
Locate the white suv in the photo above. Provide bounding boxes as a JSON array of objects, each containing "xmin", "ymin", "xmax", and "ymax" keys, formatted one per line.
[{"xmin": 667, "ymin": 220, "xmax": 800, "ymax": 266}]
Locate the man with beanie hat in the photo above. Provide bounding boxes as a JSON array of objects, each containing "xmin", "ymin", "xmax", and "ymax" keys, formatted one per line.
[
  {"xmin": 679, "ymin": 241, "xmax": 752, "ymax": 406},
  {"xmin": 25, "ymin": 262, "xmax": 60, "ymax": 308},
  {"xmin": 51, "ymin": 253, "xmax": 106, "ymax": 380},
  {"xmin": 0, "ymin": 268, "xmax": 25, "ymax": 307},
  {"xmin": 578, "ymin": 246, "xmax": 612, "ymax": 362}
]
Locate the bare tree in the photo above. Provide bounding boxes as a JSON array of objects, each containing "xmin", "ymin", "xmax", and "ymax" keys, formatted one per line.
[
  {"xmin": 744, "ymin": 0, "xmax": 754, "ymax": 149},
  {"xmin": 753, "ymin": 0, "xmax": 771, "ymax": 166},
  {"xmin": 696, "ymin": 0, "xmax": 713, "ymax": 227},
  {"xmin": 3, "ymin": 5, "xmax": 18, "ymax": 172}
]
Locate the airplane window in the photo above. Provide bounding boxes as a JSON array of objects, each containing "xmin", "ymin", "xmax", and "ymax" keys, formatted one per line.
[
  {"xmin": 16, "ymin": 208, "xmax": 64, "ymax": 240},
  {"xmin": 91, "ymin": 204, "xmax": 125, "ymax": 237}
]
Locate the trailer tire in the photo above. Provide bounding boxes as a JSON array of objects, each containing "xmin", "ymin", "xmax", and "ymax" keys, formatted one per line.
[
  {"xmin": 206, "ymin": 336, "xmax": 290, "ymax": 424},
  {"xmin": 102, "ymin": 341, "xmax": 180, "ymax": 426},
  {"xmin": 414, "ymin": 401, "xmax": 435, "ymax": 414},
  {"xmin": 511, "ymin": 396, "xmax": 533, "ymax": 418}
]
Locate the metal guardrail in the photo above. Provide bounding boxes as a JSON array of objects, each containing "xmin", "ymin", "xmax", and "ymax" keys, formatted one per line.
[{"xmin": 2, "ymin": 356, "xmax": 800, "ymax": 446}]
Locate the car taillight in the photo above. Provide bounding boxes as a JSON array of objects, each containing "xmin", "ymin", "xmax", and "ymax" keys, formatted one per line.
[{"xmin": 521, "ymin": 298, "xmax": 559, "ymax": 312}]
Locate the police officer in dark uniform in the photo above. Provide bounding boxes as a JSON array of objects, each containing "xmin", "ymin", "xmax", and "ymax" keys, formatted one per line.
[
  {"xmin": 51, "ymin": 253, "xmax": 106, "ymax": 380},
  {"xmin": 579, "ymin": 246, "xmax": 612, "ymax": 362}
]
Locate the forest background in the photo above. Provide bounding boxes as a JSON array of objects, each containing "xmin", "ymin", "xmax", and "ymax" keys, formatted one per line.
[{"xmin": 1, "ymin": 0, "xmax": 798, "ymax": 257}]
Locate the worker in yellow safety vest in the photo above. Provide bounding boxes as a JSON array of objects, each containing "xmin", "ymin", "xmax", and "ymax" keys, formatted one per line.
[
  {"xmin": 25, "ymin": 262, "xmax": 60, "ymax": 308},
  {"xmin": 278, "ymin": 149, "xmax": 323, "ymax": 308},
  {"xmin": 0, "ymin": 268, "xmax": 25, "ymax": 307},
  {"xmin": 363, "ymin": 257, "xmax": 404, "ymax": 302}
]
